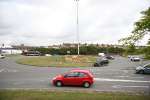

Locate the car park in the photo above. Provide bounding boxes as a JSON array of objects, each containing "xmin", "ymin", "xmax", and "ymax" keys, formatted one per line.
[
  {"xmin": 135, "ymin": 63, "xmax": 150, "ymax": 74},
  {"xmin": 94, "ymin": 57, "xmax": 109, "ymax": 67},
  {"xmin": 0, "ymin": 54, "xmax": 5, "ymax": 59},
  {"xmin": 52, "ymin": 69, "xmax": 94, "ymax": 88}
]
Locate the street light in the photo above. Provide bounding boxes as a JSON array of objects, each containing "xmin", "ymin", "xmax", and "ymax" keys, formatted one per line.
[{"xmin": 75, "ymin": 0, "xmax": 80, "ymax": 55}]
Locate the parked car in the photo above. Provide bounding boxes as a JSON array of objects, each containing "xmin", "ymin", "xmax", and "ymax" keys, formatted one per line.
[
  {"xmin": 130, "ymin": 56, "xmax": 141, "ymax": 61},
  {"xmin": 45, "ymin": 54, "xmax": 52, "ymax": 56},
  {"xmin": 0, "ymin": 54, "xmax": 5, "ymax": 59},
  {"xmin": 93, "ymin": 57, "xmax": 109, "ymax": 67},
  {"xmin": 52, "ymin": 69, "xmax": 94, "ymax": 88},
  {"xmin": 136, "ymin": 63, "xmax": 150, "ymax": 74},
  {"xmin": 128, "ymin": 55, "xmax": 131, "ymax": 58},
  {"xmin": 105, "ymin": 55, "xmax": 114, "ymax": 60}
]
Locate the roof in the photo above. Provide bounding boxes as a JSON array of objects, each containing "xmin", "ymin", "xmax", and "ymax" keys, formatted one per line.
[{"xmin": 70, "ymin": 69, "xmax": 91, "ymax": 73}]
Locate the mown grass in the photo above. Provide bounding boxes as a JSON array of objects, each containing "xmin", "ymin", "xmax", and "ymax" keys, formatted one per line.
[
  {"xmin": 0, "ymin": 90, "xmax": 150, "ymax": 100},
  {"xmin": 16, "ymin": 55, "xmax": 96, "ymax": 67}
]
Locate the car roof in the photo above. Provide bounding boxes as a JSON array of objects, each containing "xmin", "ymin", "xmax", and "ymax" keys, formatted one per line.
[{"xmin": 70, "ymin": 69, "xmax": 91, "ymax": 73}]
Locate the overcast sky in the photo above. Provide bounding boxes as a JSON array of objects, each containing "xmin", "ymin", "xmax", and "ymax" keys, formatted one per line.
[{"xmin": 0, "ymin": 0, "xmax": 149, "ymax": 46}]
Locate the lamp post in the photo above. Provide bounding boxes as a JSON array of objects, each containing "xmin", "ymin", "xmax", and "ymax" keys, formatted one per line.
[{"xmin": 75, "ymin": 0, "xmax": 80, "ymax": 55}]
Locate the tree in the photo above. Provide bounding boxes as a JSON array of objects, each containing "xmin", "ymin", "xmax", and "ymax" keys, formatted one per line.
[
  {"xmin": 119, "ymin": 7, "xmax": 150, "ymax": 45},
  {"xmin": 125, "ymin": 44, "xmax": 136, "ymax": 54}
]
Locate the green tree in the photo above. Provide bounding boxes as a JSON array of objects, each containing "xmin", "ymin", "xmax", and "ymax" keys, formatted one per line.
[
  {"xmin": 125, "ymin": 44, "xmax": 136, "ymax": 55},
  {"xmin": 119, "ymin": 7, "xmax": 150, "ymax": 45}
]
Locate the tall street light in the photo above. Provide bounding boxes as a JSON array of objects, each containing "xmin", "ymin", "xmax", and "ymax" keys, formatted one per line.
[{"xmin": 75, "ymin": 0, "xmax": 80, "ymax": 55}]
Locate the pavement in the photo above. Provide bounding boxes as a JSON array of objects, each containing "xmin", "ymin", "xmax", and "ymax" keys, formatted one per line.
[{"xmin": 0, "ymin": 55, "xmax": 150, "ymax": 94}]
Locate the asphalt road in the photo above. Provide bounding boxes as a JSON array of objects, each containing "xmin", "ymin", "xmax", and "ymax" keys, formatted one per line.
[{"xmin": 0, "ymin": 56, "xmax": 150, "ymax": 94}]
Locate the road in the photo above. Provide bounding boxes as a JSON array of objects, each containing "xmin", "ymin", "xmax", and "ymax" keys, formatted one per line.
[{"xmin": 0, "ymin": 56, "xmax": 150, "ymax": 94}]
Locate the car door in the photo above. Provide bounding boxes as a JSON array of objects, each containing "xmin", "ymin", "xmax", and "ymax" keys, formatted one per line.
[
  {"xmin": 144, "ymin": 64, "xmax": 150, "ymax": 74},
  {"xmin": 75, "ymin": 72, "xmax": 88, "ymax": 85},
  {"xmin": 63, "ymin": 72, "xmax": 78, "ymax": 85}
]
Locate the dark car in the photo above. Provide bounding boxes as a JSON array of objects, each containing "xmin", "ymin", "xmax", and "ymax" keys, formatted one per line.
[
  {"xmin": 52, "ymin": 69, "xmax": 94, "ymax": 88},
  {"xmin": 0, "ymin": 54, "xmax": 5, "ymax": 59},
  {"xmin": 93, "ymin": 57, "xmax": 109, "ymax": 67},
  {"xmin": 136, "ymin": 63, "xmax": 150, "ymax": 74},
  {"xmin": 105, "ymin": 55, "xmax": 114, "ymax": 60}
]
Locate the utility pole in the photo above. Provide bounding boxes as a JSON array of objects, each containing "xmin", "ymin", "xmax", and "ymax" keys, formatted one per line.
[{"xmin": 75, "ymin": 0, "xmax": 80, "ymax": 55}]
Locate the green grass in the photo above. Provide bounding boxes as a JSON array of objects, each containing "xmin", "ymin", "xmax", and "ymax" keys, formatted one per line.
[
  {"xmin": 0, "ymin": 90, "xmax": 150, "ymax": 100},
  {"xmin": 16, "ymin": 55, "xmax": 96, "ymax": 67}
]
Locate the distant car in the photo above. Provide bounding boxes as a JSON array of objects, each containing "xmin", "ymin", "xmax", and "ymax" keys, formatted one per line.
[
  {"xmin": 136, "ymin": 63, "xmax": 150, "ymax": 74},
  {"xmin": 105, "ymin": 55, "xmax": 114, "ymax": 60},
  {"xmin": 94, "ymin": 57, "xmax": 109, "ymax": 67},
  {"xmin": 52, "ymin": 69, "xmax": 94, "ymax": 88},
  {"xmin": 130, "ymin": 56, "xmax": 141, "ymax": 61},
  {"xmin": 45, "ymin": 54, "xmax": 52, "ymax": 56},
  {"xmin": 0, "ymin": 54, "xmax": 5, "ymax": 59},
  {"xmin": 98, "ymin": 53, "xmax": 105, "ymax": 57}
]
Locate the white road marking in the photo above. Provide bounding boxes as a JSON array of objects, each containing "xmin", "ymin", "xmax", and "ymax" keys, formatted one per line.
[
  {"xmin": 123, "ymin": 70, "xmax": 129, "ymax": 73},
  {"xmin": 112, "ymin": 85, "xmax": 150, "ymax": 88},
  {"xmin": 0, "ymin": 68, "xmax": 18, "ymax": 73},
  {"xmin": 39, "ymin": 80, "xmax": 46, "ymax": 82},
  {"xmin": 13, "ymin": 82, "xmax": 24, "ymax": 85},
  {"xmin": 117, "ymin": 76, "xmax": 129, "ymax": 78},
  {"xmin": 94, "ymin": 78, "xmax": 150, "ymax": 83},
  {"xmin": 117, "ymin": 76, "xmax": 144, "ymax": 79}
]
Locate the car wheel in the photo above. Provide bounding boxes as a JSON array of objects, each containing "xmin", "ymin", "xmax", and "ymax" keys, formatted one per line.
[
  {"xmin": 83, "ymin": 82, "xmax": 90, "ymax": 88},
  {"xmin": 100, "ymin": 62, "xmax": 104, "ymax": 66},
  {"xmin": 139, "ymin": 70, "xmax": 144, "ymax": 74},
  {"xmin": 94, "ymin": 63, "xmax": 99, "ymax": 67},
  {"xmin": 55, "ymin": 81, "xmax": 62, "ymax": 87}
]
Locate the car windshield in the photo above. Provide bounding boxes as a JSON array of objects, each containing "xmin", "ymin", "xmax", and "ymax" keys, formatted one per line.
[{"xmin": 144, "ymin": 64, "xmax": 150, "ymax": 68}]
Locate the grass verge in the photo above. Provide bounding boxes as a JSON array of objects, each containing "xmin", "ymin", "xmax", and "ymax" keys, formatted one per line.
[
  {"xmin": 0, "ymin": 90, "xmax": 150, "ymax": 100},
  {"xmin": 16, "ymin": 55, "xmax": 96, "ymax": 67}
]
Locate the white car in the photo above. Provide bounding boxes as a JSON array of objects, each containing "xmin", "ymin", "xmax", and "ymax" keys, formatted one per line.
[
  {"xmin": 0, "ymin": 54, "xmax": 5, "ymax": 59},
  {"xmin": 130, "ymin": 56, "xmax": 140, "ymax": 61},
  {"xmin": 45, "ymin": 54, "xmax": 52, "ymax": 56}
]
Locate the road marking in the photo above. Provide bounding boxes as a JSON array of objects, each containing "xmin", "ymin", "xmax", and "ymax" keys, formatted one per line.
[
  {"xmin": 0, "ymin": 68, "xmax": 18, "ymax": 73},
  {"xmin": 112, "ymin": 85, "xmax": 150, "ymax": 88},
  {"xmin": 123, "ymin": 70, "xmax": 129, "ymax": 73},
  {"xmin": 94, "ymin": 78, "xmax": 150, "ymax": 83},
  {"xmin": 117, "ymin": 76, "xmax": 144, "ymax": 79},
  {"xmin": 13, "ymin": 82, "xmax": 24, "ymax": 85}
]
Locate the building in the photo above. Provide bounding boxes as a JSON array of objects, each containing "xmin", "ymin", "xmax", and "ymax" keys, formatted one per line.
[
  {"xmin": 0, "ymin": 47, "xmax": 22, "ymax": 54},
  {"xmin": 61, "ymin": 43, "xmax": 78, "ymax": 48}
]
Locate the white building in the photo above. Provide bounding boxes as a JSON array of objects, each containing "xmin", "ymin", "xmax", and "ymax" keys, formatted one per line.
[{"xmin": 0, "ymin": 45, "xmax": 22, "ymax": 54}]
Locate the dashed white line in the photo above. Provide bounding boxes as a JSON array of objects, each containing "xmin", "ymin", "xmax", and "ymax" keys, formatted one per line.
[
  {"xmin": 112, "ymin": 85, "xmax": 150, "ymax": 88},
  {"xmin": 117, "ymin": 76, "xmax": 144, "ymax": 79},
  {"xmin": 0, "ymin": 68, "xmax": 18, "ymax": 73}
]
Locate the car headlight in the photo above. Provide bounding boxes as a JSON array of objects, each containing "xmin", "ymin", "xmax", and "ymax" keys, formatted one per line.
[
  {"xmin": 52, "ymin": 77, "xmax": 57, "ymax": 80},
  {"xmin": 136, "ymin": 66, "xmax": 143, "ymax": 70},
  {"xmin": 136, "ymin": 67, "xmax": 141, "ymax": 70}
]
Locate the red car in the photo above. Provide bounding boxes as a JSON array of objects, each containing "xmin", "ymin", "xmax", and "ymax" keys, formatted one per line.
[{"xmin": 52, "ymin": 69, "xmax": 94, "ymax": 88}]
